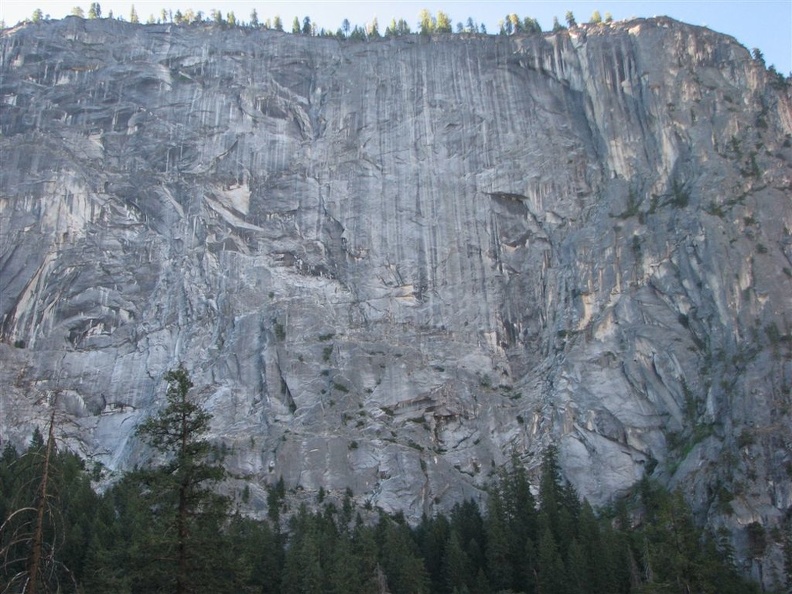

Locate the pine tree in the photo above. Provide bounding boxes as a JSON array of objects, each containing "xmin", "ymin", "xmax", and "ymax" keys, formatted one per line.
[
  {"xmin": 537, "ymin": 525, "xmax": 568, "ymax": 594},
  {"xmin": 224, "ymin": 513, "xmax": 282, "ymax": 593},
  {"xmin": 367, "ymin": 17, "xmax": 380, "ymax": 39},
  {"xmin": 381, "ymin": 521, "xmax": 430, "ymax": 594},
  {"xmin": 281, "ymin": 507, "xmax": 325, "ymax": 594},
  {"xmin": 0, "ymin": 411, "xmax": 99, "ymax": 593},
  {"xmin": 327, "ymin": 534, "xmax": 361, "ymax": 593},
  {"xmin": 397, "ymin": 19, "xmax": 411, "ymax": 35},
  {"xmin": 508, "ymin": 14, "xmax": 521, "ymax": 34},
  {"xmin": 497, "ymin": 456, "xmax": 539, "ymax": 588},
  {"xmin": 418, "ymin": 9, "xmax": 434, "ymax": 35},
  {"xmin": 566, "ymin": 538, "xmax": 589, "ymax": 593},
  {"xmin": 416, "ymin": 513, "xmax": 450, "ymax": 589},
  {"xmin": 81, "ymin": 484, "xmax": 138, "ymax": 592},
  {"xmin": 2, "ymin": 419, "xmax": 59, "ymax": 594},
  {"xmin": 436, "ymin": 11, "xmax": 452, "ymax": 33},
  {"xmin": 524, "ymin": 17, "xmax": 541, "ymax": 34},
  {"xmin": 443, "ymin": 529, "xmax": 471, "ymax": 592},
  {"xmin": 485, "ymin": 486, "xmax": 512, "ymax": 590},
  {"xmin": 783, "ymin": 522, "xmax": 792, "ymax": 594},
  {"xmin": 449, "ymin": 499, "xmax": 486, "ymax": 577},
  {"xmin": 351, "ymin": 519, "xmax": 380, "ymax": 592},
  {"xmin": 134, "ymin": 366, "xmax": 229, "ymax": 594}
]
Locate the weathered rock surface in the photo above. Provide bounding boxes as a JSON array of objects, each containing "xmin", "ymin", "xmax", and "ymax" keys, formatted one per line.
[{"xmin": 1, "ymin": 16, "xmax": 791, "ymax": 586}]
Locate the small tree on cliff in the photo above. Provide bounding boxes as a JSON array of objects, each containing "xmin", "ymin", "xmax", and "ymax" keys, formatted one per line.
[
  {"xmin": 135, "ymin": 366, "xmax": 229, "ymax": 594},
  {"xmin": 435, "ymin": 11, "xmax": 452, "ymax": 33},
  {"xmin": 418, "ymin": 9, "xmax": 434, "ymax": 35}
]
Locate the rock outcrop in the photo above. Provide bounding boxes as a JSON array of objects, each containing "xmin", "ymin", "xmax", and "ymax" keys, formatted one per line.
[{"xmin": 1, "ymin": 16, "xmax": 791, "ymax": 587}]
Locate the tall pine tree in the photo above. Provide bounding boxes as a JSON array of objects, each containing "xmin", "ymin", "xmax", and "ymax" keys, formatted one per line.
[{"xmin": 134, "ymin": 366, "xmax": 229, "ymax": 594}]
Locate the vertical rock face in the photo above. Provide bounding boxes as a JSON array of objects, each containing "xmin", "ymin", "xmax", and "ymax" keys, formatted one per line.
[{"xmin": 1, "ymin": 16, "xmax": 791, "ymax": 584}]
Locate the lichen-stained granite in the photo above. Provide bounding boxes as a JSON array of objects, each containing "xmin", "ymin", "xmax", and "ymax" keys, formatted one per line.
[{"xmin": 1, "ymin": 16, "xmax": 791, "ymax": 585}]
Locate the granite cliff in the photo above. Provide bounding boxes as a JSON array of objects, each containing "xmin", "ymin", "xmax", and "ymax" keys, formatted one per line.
[{"xmin": 1, "ymin": 16, "xmax": 791, "ymax": 586}]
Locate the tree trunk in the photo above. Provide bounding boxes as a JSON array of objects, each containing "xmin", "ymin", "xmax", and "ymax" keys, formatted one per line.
[
  {"xmin": 28, "ymin": 407, "xmax": 56, "ymax": 594},
  {"xmin": 176, "ymin": 392, "xmax": 189, "ymax": 594}
]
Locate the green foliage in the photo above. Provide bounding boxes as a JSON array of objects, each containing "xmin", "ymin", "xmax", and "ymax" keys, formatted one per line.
[
  {"xmin": 131, "ymin": 366, "xmax": 230, "ymax": 593},
  {"xmin": 524, "ymin": 16, "xmax": 542, "ymax": 34},
  {"xmin": 553, "ymin": 16, "xmax": 566, "ymax": 32},
  {"xmin": 0, "ymin": 427, "xmax": 102, "ymax": 593},
  {"xmin": 737, "ymin": 428, "xmax": 756, "ymax": 448},
  {"xmin": 0, "ymin": 412, "xmax": 772, "ymax": 594},
  {"xmin": 435, "ymin": 11, "xmax": 452, "ymax": 34},
  {"xmin": 381, "ymin": 519, "xmax": 430, "ymax": 593},
  {"xmin": 418, "ymin": 9, "xmax": 434, "ymax": 35},
  {"xmin": 633, "ymin": 480, "xmax": 760, "ymax": 594},
  {"xmin": 385, "ymin": 18, "xmax": 411, "ymax": 36},
  {"xmin": 670, "ymin": 179, "xmax": 690, "ymax": 208}
]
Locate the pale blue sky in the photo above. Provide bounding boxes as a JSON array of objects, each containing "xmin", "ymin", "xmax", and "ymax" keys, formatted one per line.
[{"xmin": 1, "ymin": 1, "xmax": 790, "ymax": 74}]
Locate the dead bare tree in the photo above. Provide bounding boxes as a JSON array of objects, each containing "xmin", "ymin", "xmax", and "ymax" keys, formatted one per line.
[{"xmin": 0, "ymin": 393, "xmax": 75, "ymax": 594}]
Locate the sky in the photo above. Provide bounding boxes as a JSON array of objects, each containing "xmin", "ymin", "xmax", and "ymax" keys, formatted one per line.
[{"xmin": 1, "ymin": 1, "xmax": 790, "ymax": 74}]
